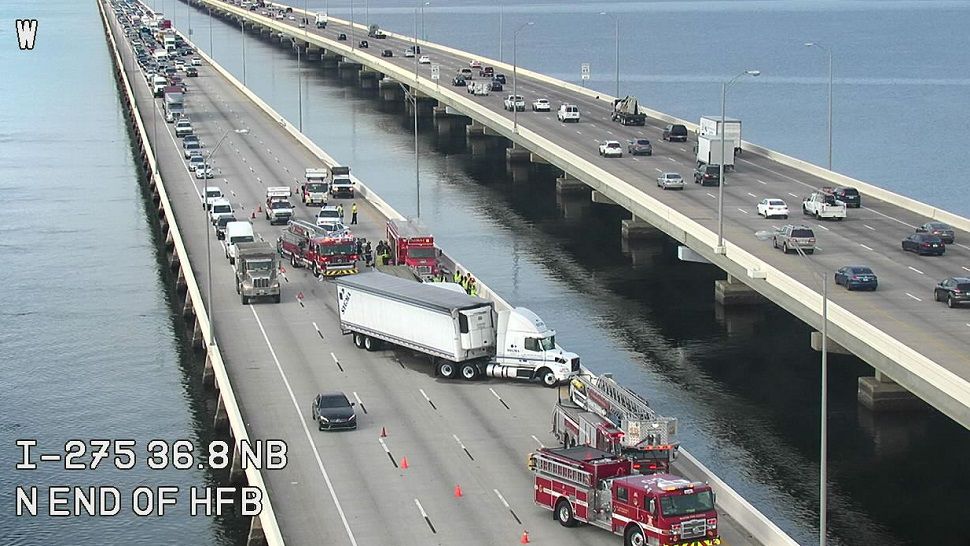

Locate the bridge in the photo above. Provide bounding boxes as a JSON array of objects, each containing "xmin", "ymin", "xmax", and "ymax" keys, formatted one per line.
[
  {"xmin": 101, "ymin": 1, "xmax": 798, "ymax": 544},
  {"xmin": 192, "ymin": 0, "xmax": 970, "ymax": 429}
]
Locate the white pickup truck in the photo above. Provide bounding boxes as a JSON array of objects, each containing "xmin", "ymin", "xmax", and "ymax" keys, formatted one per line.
[
  {"xmin": 503, "ymin": 95, "xmax": 525, "ymax": 112},
  {"xmin": 265, "ymin": 187, "xmax": 294, "ymax": 225},
  {"xmin": 802, "ymin": 190, "xmax": 846, "ymax": 220}
]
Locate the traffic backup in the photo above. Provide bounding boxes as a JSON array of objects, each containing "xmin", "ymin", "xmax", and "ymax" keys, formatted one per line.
[{"xmin": 531, "ymin": 447, "xmax": 720, "ymax": 546}]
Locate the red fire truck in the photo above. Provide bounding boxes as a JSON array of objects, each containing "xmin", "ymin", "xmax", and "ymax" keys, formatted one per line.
[
  {"xmin": 386, "ymin": 218, "xmax": 439, "ymax": 279},
  {"xmin": 530, "ymin": 447, "xmax": 720, "ymax": 546},
  {"xmin": 277, "ymin": 219, "xmax": 359, "ymax": 277},
  {"xmin": 552, "ymin": 373, "xmax": 679, "ymax": 474}
]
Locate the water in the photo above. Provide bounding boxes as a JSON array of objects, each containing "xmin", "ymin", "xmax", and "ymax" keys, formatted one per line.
[
  {"xmin": 0, "ymin": 1, "xmax": 245, "ymax": 544},
  {"xmin": 159, "ymin": 2, "xmax": 970, "ymax": 544}
]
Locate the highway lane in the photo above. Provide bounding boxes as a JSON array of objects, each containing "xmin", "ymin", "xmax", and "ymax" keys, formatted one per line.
[
  {"xmin": 237, "ymin": 4, "xmax": 970, "ymax": 382},
  {"xmin": 109, "ymin": 6, "xmax": 757, "ymax": 545}
]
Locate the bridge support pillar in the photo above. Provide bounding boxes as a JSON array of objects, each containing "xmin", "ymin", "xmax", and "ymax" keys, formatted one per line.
[
  {"xmin": 556, "ymin": 173, "xmax": 588, "ymax": 195},
  {"xmin": 359, "ymin": 68, "xmax": 380, "ymax": 89},
  {"xmin": 306, "ymin": 46, "xmax": 322, "ymax": 61},
  {"xmin": 247, "ymin": 515, "xmax": 266, "ymax": 546},
  {"xmin": 556, "ymin": 191, "xmax": 591, "ymax": 220},
  {"xmin": 182, "ymin": 293, "xmax": 194, "ymax": 317},
  {"xmin": 714, "ymin": 274, "xmax": 766, "ymax": 306},
  {"xmin": 320, "ymin": 50, "xmax": 340, "ymax": 69},
  {"xmin": 191, "ymin": 319, "xmax": 204, "ymax": 350},
  {"xmin": 506, "ymin": 146, "xmax": 531, "ymax": 164},
  {"xmin": 858, "ymin": 371, "xmax": 922, "ymax": 412},
  {"xmin": 213, "ymin": 395, "xmax": 229, "ymax": 432},
  {"xmin": 230, "ymin": 444, "xmax": 246, "ymax": 485},
  {"xmin": 379, "ymin": 78, "xmax": 402, "ymax": 101},
  {"xmin": 591, "ymin": 190, "xmax": 618, "ymax": 206},
  {"xmin": 202, "ymin": 353, "xmax": 215, "ymax": 389},
  {"xmin": 509, "ymin": 164, "xmax": 530, "ymax": 183},
  {"xmin": 337, "ymin": 60, "xmax": 361, "ymax": 79},
  {"xmin": 621, "ymin": 216, "xmax": 663, "ymax": 240},
  {"xmin": 810, "ymin": 332, "xmax": 851, "ymax": 354}
]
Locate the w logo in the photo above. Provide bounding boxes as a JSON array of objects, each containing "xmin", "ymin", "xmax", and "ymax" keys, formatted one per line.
[{"xmin": 16, "ymin": 19, "xmax": 39, "ymax": 50}]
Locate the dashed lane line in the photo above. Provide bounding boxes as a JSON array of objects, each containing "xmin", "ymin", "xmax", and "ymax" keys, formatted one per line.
[
  {"xmin": 908, "ymin": 266, "xmax": 924, "ymax": 275},
  {"xmin": 906, "ymin": 293, "xmax": 922, "ymax": 302}
]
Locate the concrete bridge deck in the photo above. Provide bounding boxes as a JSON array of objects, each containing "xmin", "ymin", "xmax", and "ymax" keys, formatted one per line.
[
  {"xmin": 104, "ymin": 3, "xmax": 774, "ymax": 545},
  {"xmin": 198, "ymin": 0, "xmax": 970, "ymax": 429}
]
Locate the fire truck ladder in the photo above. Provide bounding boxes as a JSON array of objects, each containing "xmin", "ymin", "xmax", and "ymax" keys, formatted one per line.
[{"xmin": 572, "ymin": 373, "xmax": 678, "ymax": 448}]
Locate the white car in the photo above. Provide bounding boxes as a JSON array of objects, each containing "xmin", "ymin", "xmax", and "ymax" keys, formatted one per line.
[
  {"xmin": 418, "ymin": 55, "xmax": 431, "ymax": 64},
  {"xmin": 191, "ymin": 57, "xmax": 202, "ymax": 66},
  {"xmin": 204, "ymin": 186, "xmax": 223, "ymax": 209},
  {"xmin": 557, "ymin": 104, "xmax": 580, "ymax": 123},
  {"xmin": 404, "ymin": 49, "xmax": 415, "ymax": 58},
  {"xmin": 469, "ymin": 59, "xmax": 482, "ymax": 68},
  {"xmin": 316, "ymin": 205, "xmax": 343, "ymax": 227},
  {"xmin": 598, "ymin": 140, "xmax": 623, "ymax": 158},
  {"xmin": 188, "ymin": 155, "xmax": 206, "ymax": 172},
  {"xmin": 503, "ymin": 95, "xmax": 525, "ymax": 112},
  {"xmin": 532, "ymin": 98, "xmax": 550, "ymax": 112},
  {"xmin": 195, "ymin": 165, "xmax": 214, "ymax": 179},
  {"xmin": 657, "ymin": 172, "xmax": 685, "ymax": 190},
  {"xmin": 758, "ymin": 198, "xmax": 790, "ymax": 219},
  {"xmin": 318, "ymin": 221, "xmax": 350, "ymax": 238},
  {"xmin": 472, "ymin": 82, "xmax": 490, "ymax": 96},
  {"xmin": 208, "ymin": 198, "xmax": 234, "ymax": 224}
]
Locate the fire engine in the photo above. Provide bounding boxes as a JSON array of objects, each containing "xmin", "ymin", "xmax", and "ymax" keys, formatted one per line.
[
  {"xmin": 530, "ymin": 447, "xmax": 720, "ymax": 546},
  {"xmin": 386, "ymin": 218, "xmax": 439, "ymax": 280},
  {"xmin": 552, "ymin": 373, "xmax": 679, "ymax": 474},
  {"xmin": 277, "ymin": 219, "xmax": 359, "ymax": 277}
]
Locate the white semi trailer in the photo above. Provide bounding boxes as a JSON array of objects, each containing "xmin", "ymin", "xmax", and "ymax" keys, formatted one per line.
[{"xmin": 335, "ymin": 272, "xmax": 580, "ymax": 386}]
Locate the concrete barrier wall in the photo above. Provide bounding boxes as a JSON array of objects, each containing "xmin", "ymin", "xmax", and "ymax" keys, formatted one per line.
[
  {"xmin": 187, "ymin": 5, "xmax": 799, "ymax": 544},
  {"xmin": 99, "ymin": 4, "xmax": 284, "ymax": 544},
  {"xmin": 211, "ymin": 1, "xmax": 970, "ymax": 428}
]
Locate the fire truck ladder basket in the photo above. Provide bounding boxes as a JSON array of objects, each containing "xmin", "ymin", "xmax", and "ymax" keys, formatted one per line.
[{"xmin": 572, "ymin": 374, "xmax": 678, "ymax": 448}]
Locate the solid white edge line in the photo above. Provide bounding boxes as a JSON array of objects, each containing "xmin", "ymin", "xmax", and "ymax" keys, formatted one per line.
[
  {"xmin": 249, "ymin": 307, "xmax": 358, "ymax": 546},
  {"xmin": 531, "ymin": 435, "xmax": 544, "ymax": 447},
  {"xmin": 414, "ymin": 498, "xmax": 429, "ymax": 519}
]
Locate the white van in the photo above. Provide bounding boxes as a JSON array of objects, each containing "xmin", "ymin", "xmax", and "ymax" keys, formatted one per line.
[
  {"xmin": 225, "ymin": 221, "xmax": 255, "ymax": 264},
  {"xmin": 152, "ymin": 75, "xmax": 167, "ymax": 97},
  {"xmin": 209, "ymin": 198, "xmax": 234, "ymax": 225},
  {"xmin": 557, "ymin": 104, "xmax": 580, "ymax": 123}
]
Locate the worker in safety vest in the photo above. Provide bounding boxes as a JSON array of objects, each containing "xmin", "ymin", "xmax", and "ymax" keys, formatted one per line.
[
  {"xmin": 453, "ymin": 270, "xmax": 461, "ymax": 283},
  {"xmin": 351, "ymin": 203, "xmax": 358, "ymax": 224},
  {"xmin": 469, "ymin": 280, "xmax": 478, "ymax": 297}
]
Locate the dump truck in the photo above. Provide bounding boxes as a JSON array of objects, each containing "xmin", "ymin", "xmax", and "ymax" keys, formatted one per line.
[
  {"xmin": 334, "ymin": 271, "xmax": 580, "ymax": 386},
  {"xmin": 611, "ymin": 96, "xmax": 647, "ymax": 126},
  {"xmin": 234, "ymin": 242, "xmax": 281, "ymax": 304}
]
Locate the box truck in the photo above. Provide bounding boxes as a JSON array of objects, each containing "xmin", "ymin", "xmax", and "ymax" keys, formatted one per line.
[
  {"xmin": 335, "ymin": 272, "xmax": 580, "ymax": 386},
  {"xmin": 695, "ymin": 134, "xmax": 735, "ymax": 169},
  {"xmin": 699, "ymin": 116, "xmax": 742, "ymax": 155}
]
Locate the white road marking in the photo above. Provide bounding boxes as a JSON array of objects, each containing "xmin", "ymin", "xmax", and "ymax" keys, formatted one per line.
[
  {"xmin": 632, "ymin": 157, "xmax": 640, "ymax": 161},
  {"xmin": 313, "ymin": 321, "xmax": 322, "ymax": 337},
  {"xmin": 494, "ymin": 489, "xmax": 512, "ymax": 509},
  {"xmin": 576, "ymin": 130, "xmax": 582, "ymax": 135},
  {"xmin": 419, "ymin": 388, "xmax": 433, "ymax": 404},
  {"xmin": 248, "ymin": 308, "xmax": 359, "ymax": 545},
  {"xmin": 378, "ymin": 437, "xmax": 391, "ymax": 455},
  {"xmin": 654, "ymin": 168, "xmax": 663, "ymax": 173},
  {"xmin": 863, "ymin": 224, "xmax": 875, "ymax": 231},
  {"xmin": 414, "ymin": 498, "xmax": 430, "ymax": 518},
  {"xmin": 957, "ymin": 244, "xmax": 970, "ymax": 251},
  {"xmin": 756, "ymin": 179, "xmax": 767, "ymax": 185},
  {"xmin": 706, "ymin": 193, "xmax": 716, "ymax": 199},
  {"xmin": 816, "ymin": 224, "xmax": 830, "ymax": 231},
  {"xmin": 860, "ymin": 244, "xmax": 873, "ymax": 251},
  {"xmin": 905, "ymin": 293, "xmax": 922, "ymax": 302},
  {"xmin": 667, "ymin": 157, "xmax": 677, "ymax": 162},
  {"xmin": 330, "ymin": 351, "xmax": 340, "ymax": 364},
  {"xmin": 962, "ymin": 266, "xmax": 970, "ymax": 273},
  {"xmin": 747, "ymin": 192, "xmax": 757, "ymax": 198},
  {"xmin": 452, "ymin": 434, "xmax": 468, "ymax": 451},
  {"xmin": 738, "ymin": 208, "xmax": 749, "ymax": 214},
  {"xmin": 908, "ymin": 266, "xmax": 924, "ymax": 275},
  {"xmin": 679, "ymin": 148, "xmax": 687, "ymax": 153},
  {"xmin": 788, "ymin": 192, "xmax": 799, "ymax": 198},
  {"xmin": 530, "ymin": 435, "xmax": 544, "ymax": 447}
]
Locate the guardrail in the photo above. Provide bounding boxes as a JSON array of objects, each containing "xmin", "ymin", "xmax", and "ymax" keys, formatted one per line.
[
  {"xmin": 99, "ymin": 3, "xmax": 284, "ymax": 544},
  {"xmin": 184, "ymin": 4, "xmax": 799, "ymax": 544},
  {"xmin": 202, "ymin": 0, "xmax": 970, "ymax": 429}
]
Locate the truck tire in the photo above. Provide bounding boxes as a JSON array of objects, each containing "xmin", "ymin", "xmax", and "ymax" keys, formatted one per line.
[
  {"xmin": 555, "ymin": 499, "xmax": 576, "ymax": 527},
  {"xmin": 460, "ymin": 363, "xmax": 478, "ymax": 381},
  {"xmin": 363, "ymin": 335, "xmax": 379, "ymax": 351},
  {"xmin": 438, "ymin": 361, "xmax": 457, "ymax": 379},
  {"xmin": 539, "ymin": 368, "xmax": 558, "ymax": 388},
  {"xmin": 241, "ymin": 294, "xmax": 248, "ymax": 305},
  {"xmin": 625, "ymin": 526, "xmax": 646, "ymax": 546},
  {"xmin": 353, "ymin": 333, "xmax": 365, "ymax": 349},
  {"xmin": 229, "ymin": 256, "xmax": 235, "ymax": 265}
]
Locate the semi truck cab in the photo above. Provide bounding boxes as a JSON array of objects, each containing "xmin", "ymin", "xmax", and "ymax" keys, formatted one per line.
[{"xmin": 496, "ymin": 307, "xmax": 580, "ymax": 385}]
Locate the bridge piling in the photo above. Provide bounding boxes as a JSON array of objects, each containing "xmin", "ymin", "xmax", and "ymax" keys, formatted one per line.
[
  {"xmin": 202, "ymin": 353, "xmax": 215, "ymax": 389},
  {"xmin": 213, "ymin": 395, "xmax": 229, "ymax": 432},
  {"xmin": 858, "ymin": 371, "xmax": 922, "ymax": 411},
  {"xmin": 230, "ymin": 444, "xmax": 246, "ymax": 485},
  {"xmin": 556, "ymin": 173, "xmax": 588, "ymax": 195},
  {"xmin": 247, "ymin": 514, "xmax": 266, "ymax": 546},
  {"xmin": 714, "ymin": 274, "xmax": 766, "ymax": 306}
]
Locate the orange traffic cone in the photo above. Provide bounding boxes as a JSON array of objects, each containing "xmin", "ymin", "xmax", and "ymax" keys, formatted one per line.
[
  {"xmin": 251, "ymin": 210, "xmax": 256, "ymax": 219},
  {"xmin": 400, "ymin": 457, "xmax": 409, "ymax": 469},
  {"xmin": 454, "ymin": 484, "xmax": 463, "ymax": 498},
  {"xmin": 520, "ymin": 530, "xmax": 530, "ymax": 544},
  {"xmin": 257, "ymin": 205, "xmax": 262, "ymax": 213},
  {"xmin": 380, "ymin": 426, "xmax": 387, "ymax": 438},
  {"xmin": 280, "ymin": 265, "xmax": 286, "ymax": 274}
]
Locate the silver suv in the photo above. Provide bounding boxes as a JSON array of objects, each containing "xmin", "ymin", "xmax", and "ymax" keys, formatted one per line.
[{"xmin": 773, "ymin": 225, "xmax": 816, "ymax": 255}]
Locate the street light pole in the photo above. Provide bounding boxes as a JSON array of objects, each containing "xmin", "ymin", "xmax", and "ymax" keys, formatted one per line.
[
  {"xmin": 421, "ymin": 1, "xmax": 430, "ymax": 42},
  {"xmin": 716, "ymin": 69, "xmax": 759, "ymax": 254},
  {"xmin": 350, "ymin": 0, "xmax": 355, "ymax": 49},
  {"xmin": 498, "ymin": 4, "xmax": 503, "ymax": 63},
  {"xmin": 208, "ymin": 6, "xmax": 213, "ymax": 56},
  {"xmin": 240, "ymin": 20, "xmax": 246, "ymax": 85},
  {"xmin": 599, "ymin": 12, "xmax": 619, "ymax": 98},
  {"xmin": 512, "ymin": 21, "xmax": 534, "ymax": 134},
  {"xmin": 203, "ymin": 128, "xmax": 249, "ymax": 347},
  {"xmin": 805, "ymin": 42, "xmax": 833, "ymax": 171},
  {"xmin": 297, "ymin": 46, "xmax": 303, "ymax": 132}
]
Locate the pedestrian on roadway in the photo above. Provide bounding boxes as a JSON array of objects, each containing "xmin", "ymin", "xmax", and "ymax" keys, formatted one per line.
[
  {"xmin": 364, "ymin": 242, "xmax": 373, "ymax": 267},
  {"xmin": 356, "ymin": 238, "xmax": 363, "ymax": 255},
  {"xmin": 337, "ymin": 204, "xmax": 344, "ymax": 219},
  {"xmin": 351, "ymin": 203, "xmax": 358, "ymax": 224},
  {"xmin": 453, "ymin": 269, "xmax": 461, "ymax": 283},
  {"xmin": 469, "ymin": 279, "xmax": 478, "ymax": 297}
]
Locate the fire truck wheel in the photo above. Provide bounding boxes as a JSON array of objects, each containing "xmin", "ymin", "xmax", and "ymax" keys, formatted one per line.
[
  {"xmin": 241, "ymin": 294, "xmax": 248, "ymax": 305},
  {"xmin": 438, "ymin": 361, "xmax": 457, "ymax": 379},
  {"xmin": 539, "ymin": 368, "xmax": 558, "ymax": 388},
  {"xmin": 460, "ymin": 363, "xmax": 478, "ymax": 381},
  {"xmin": 624, "ymin": 526, "xmax": 646, "ymax": 546},
  {"xmin": 555, "ymin": 499, "xmax": 576, "ymax": 527},
  {"xmin": 353, "ymin": 333, "xmax": 365, "ymax": 349},
  {"xmin": 290, "ymin": 255, "xmax": 297, "ymax": 268},
  {"xmin": 363, "ymin": 336, "xmax": 379, "ymax": 351}
]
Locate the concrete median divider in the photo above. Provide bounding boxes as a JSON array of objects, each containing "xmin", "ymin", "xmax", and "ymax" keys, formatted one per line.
[
  {"xmin": 183, "ymin": 6, "xmax": 800, "ymax": 544},
  {"xmin": 99, "ymin": 3, "xmax": 283, "ymax": 545}
]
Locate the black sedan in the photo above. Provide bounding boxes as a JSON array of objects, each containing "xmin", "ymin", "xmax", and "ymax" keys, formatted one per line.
[
  {"xmin": 934, "ymin": 277, "xmax": 970, "ymax": 308},
  {"xmin": 916, "ymin": 222, "xmax": 955, "ymax": 244},
  {"xmin": 901, "ymin": 233, "xmax": 945, "ymax": 256},
  {"xmin": 493, "ymin": 73, "xmax": 507, "ymax": 85},
  {"xmin": 834, "ymin": 266, "xmax": 878, "ymax": 291},
  {"xmin": 452, "ymin": 75, "xmax": 466, "ymax": 87},
  {"xmin": 337, "ymin": 33, "xmax": 347, "ymax": 41},
  {"xmin": 311, "ymin": 392, "xmax": 357, "ymax": 431},
  {"xmin": 490, "ymin": 80, "xmax": 503, "ymax": 91},
  {"xmin": 381, "ymin": 49, "xmax": 393, "ymax": 58},
  {"xmin": 832, "ymin": 187, "xmax": 861, "ymax": 208}
]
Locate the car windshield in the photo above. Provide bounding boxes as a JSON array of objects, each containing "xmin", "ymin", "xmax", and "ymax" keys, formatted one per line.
[
  {"xmin": 318, "ymin": 243, "xmax": 356, "ymax": 256},
  {"xmin": 840, "ymin": 188, "xmax": 859, "ymax": 196},
  {"xmin": 307, "ymin": 182, "xmax": 326, "ymax": 192},
  {"xmin": 217, "ymin": 217, "xmax": 236, "ymax": 227},
  {"xmin": 957, "ymin": 283, "xmax": 970, "ymax": 291},
  {"xmin": 206, "ymin": 190, "xmax": 221, "ymax": 198},
  {"xmin": 230, "ymin": 235, "xmax": 254, "ymax": 244},
  {"xmin": 270, "ymin": 201, "xmax": 291, "ymax": 209},
  {"xmin": 792, "ymin": 229, "xmax": 814, "ymax": 238},
  {"xmin": 671, "ymin": 126, "xmax": 687, "ymax": 135},
  {"xmin": 636, "ymin": 140, "xmax": 650, "ymax": 145},
  {"xmin": 191, "ymin": 157, "xmax": 204, "ymax": 164},
  {"xmin": 851, "ymin": 267, "xmax": 873, "ymax": 274},
  {"xmin": 318, "ymin": 394, "xmax": 350, "ymax": 408},
  {"xmin": 213, "ymin": 205, "xmax": 231, "ymax": 214},
  {"xmin": 319, "ymin": 210, "xmax": 340, "ymax": 219},
  {"xmin": 666, "ymin": 174, "xmax": 682, "ymax": 181},
  {"xmin": 607, "ymin": 143, "xmax": 620, "ymax": 148},
  {"xmin": 659, "ymin": 491, "xmax": 715, "ymax": 517},
  {"xmin": 927, "ymin": 223, "xmax": 951, "ymax": 230},
  {"xmin": 408, "ymin": 247, "xmax": 436, "ymax": 258},
  {"xmin": 768, "ymin": 200, "xmax": 785, "ymax": 206},
  {"xmin": 538, "ymin": 336, "xmax": 555, "ymax": 351}
]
